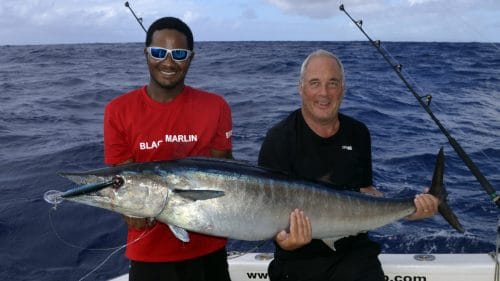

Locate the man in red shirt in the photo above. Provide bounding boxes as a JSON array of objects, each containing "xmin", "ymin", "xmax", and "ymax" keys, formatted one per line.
[{"xmin": 104, "ymin": 17, "xmax": 233, "ymax": 281}]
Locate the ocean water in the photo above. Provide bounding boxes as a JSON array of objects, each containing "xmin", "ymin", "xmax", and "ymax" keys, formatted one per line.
[{"xmin": 0, "ymin": 41, "xmax": 499, "ymax": 280}]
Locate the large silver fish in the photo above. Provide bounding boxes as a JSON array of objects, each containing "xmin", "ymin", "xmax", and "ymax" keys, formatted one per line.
[{"xmin": 44, "ymin": 148, "xmax": 463, "ymax": 244}]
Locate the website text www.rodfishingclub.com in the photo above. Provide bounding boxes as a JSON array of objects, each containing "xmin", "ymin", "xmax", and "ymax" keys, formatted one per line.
[
  {"xmin": 245, "ymin": 272, "xmax": 427, "ymax": 280},
  {"xmin": 386, "ymin": 275, "xmax": 427, "ymax": 281}
]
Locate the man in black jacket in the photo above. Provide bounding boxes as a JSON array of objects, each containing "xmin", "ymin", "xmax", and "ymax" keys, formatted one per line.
[{"xmin": 258, "ymin": 49, "xmax": 438, "ymax": 281}]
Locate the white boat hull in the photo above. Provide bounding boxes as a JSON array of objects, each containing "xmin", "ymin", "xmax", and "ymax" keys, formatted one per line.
[{"xmin": 109, "ymin": 253, "xmax": 498, "ymax": 281}]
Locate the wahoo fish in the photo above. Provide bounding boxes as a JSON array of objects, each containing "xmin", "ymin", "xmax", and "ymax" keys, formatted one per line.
[{"xmin": 44, "ymin": 148, "xmax": 464, "ymax": 244}]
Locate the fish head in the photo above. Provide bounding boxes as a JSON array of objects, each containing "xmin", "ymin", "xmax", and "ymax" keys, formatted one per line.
[{"xmin": 58, "ymin": 165, "xmax": 170, "ymax": 219}]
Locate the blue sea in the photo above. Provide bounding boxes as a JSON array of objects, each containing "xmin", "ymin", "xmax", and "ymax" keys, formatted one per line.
[{"xmin": 0, "ymin": 41, "xmax": 499, "ymax": 281}]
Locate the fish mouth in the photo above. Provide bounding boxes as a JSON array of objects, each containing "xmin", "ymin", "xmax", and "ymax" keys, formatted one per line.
[
  {"xmin": 44, "ymin": 190, "xmax": 65, "ymax": 205},
  {"xmin": 43, "ymin": 176, "xmax": 124, "ymax": 206},
  {"xmin": 43, "ymin": 188, "xmax": 108, "ymax": 206}
]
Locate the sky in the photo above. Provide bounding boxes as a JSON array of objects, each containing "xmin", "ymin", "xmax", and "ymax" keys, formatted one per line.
[{"xmin": 0, "ymin": 0, "xmax": 499, "ymax": 45}]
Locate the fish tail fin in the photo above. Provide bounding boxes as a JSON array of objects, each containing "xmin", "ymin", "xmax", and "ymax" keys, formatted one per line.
[{"xmin": 429, "ymin": 147, "xmax": 465, "ymax": 233}]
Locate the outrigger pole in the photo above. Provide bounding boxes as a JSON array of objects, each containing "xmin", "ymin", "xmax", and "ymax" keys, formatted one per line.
[
  {"xmin": 124, "ymin": 1, "xmax": 147, "ymax": 33},
  {"xmin": 338, "ymin": 4, "xmax": 500, "ymax": 208}
]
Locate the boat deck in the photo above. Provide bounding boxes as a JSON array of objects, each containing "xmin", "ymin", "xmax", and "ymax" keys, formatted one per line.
[{"xmin": 109, "ymin": 253, "xmax": 498, "ymax": 281}]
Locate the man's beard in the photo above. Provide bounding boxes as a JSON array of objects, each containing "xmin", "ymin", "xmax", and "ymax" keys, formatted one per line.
[{"xmin": 153, "ymin": 76, "xmax": 184, "ymax": 90}]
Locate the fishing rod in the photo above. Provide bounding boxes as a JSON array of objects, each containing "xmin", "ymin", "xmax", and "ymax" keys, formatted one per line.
[
  {"xmin": 339, "ymin": 4, "xmax": 500, "ymax": 208},
  {"xmin": 124, "ymin": 1, "xmax": 147, "ymax": 33}
]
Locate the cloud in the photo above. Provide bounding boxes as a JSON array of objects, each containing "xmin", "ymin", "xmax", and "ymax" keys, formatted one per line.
[
  {"xmin": 242, "ymin": 8, "xmax": 258, "ymax": 20},
  {"xmin": 265, "ymin": 0, "xmax": 341, "ymax": 18},
  {"xmin": 265, "ymin": 0, "xmax": 389, "ymax": 18},
  {"xmin": 0, "ymin": 0, "xmax": 498, "ymax": 44},
  {"xmin": 0, "ymin": 0, "xmax": 130, "ymax": 32},
  {"xmin": 182, "ymin": 10, "xmax": 201, "ymax": 24},
  {"xmin": 407, "ymin": 0, "xmax": 437, "ymax": 6},
  {"xmin": 0, "ymin": 0, "xmax": 204, "ymax": 44},
  {"xmin": 263, "ymin": 0, "xmax": 495, "ymax": 20}
]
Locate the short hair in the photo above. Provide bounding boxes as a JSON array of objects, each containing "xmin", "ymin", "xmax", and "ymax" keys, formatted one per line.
[
  {"xmin": 145, "ymin": 17, "xmax": 194, "ymax": 50},
  {"xmin": 300, "ymin": 49, "xmax": 345, "ymax": 87}
]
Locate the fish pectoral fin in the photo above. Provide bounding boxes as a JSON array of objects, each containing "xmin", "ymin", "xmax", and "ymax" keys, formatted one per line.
[
  {"xmin": 173, "ymin": 189, "xmax": 225, "ymax": 201},
  {"xmin": 168, "ymin": 224, "xmax": 190, "ymax": 242},
  {"xmin": 322, "ymin": 237, "xmax": 342, "ymax": 251}
]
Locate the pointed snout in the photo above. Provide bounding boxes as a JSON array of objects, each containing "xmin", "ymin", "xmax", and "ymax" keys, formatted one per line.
[{"xmin": 61, "ymin": 176, "xmax": 124, "ymax": 198}]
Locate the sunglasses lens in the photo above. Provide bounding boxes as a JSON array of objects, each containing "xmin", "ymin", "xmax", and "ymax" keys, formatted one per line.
[
  {"xmin": 150, "ymin": 48, "xmax": 167, "ymax": 59},
  {"xmin": 172, "ymin": 50, "xmax": 189, "ymax": 60}
]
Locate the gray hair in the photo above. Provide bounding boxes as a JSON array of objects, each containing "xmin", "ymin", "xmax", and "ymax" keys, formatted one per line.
[{"xmin": 299, "ymin": 49, "xmax": 345, "ymax": 88}]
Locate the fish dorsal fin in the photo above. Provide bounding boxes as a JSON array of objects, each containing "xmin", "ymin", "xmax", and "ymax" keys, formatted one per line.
[
  {"xmin": 168, "ymin": 224, "xmax": 190, "ymax": 242},
  {"xmin": 173, "ymin": 189, "xmax": 225, "ymax": 201}
]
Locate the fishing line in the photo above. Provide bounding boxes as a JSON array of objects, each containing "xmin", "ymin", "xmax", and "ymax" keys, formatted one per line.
[
  {"xmin": 48, "ymin": 208, "xmax": 126, "ymax": 251},
  {"xmin": 424, "ymin": 0, "xmax": 500, "ymax": 162},
  {"xmin": 227, "ymin": 240, "xmax": 270, "ymax": 260},
  {"xmin": 393, "ymin": 53, "xmax": 498, "ymax": 174},
  {"xmin": 48, "ymin": 207, "xmax": 155, "ymax": 280},
  {"xmin": 76, "ymin": 228, "xmax": 153, "ymax": 281},
  {"xmin": 47, "ymin": 192, "xmax": 163, "ymax": 252},
  {"xmin": 77, "ymin": 244, "xmax": 127, "ymax": 281},
  {"xmin": 339, "ymin": 3, "xmax": 499, "ymax": 208},
  {"xmin": 430, "ymin": 1, "xmax": 500, "ymax": 51},
  {"xmin": 424, "ymin": 0, "xmax": 500, "ymax": 164},
  {"xmin": 79, "ymin": 196, "xmax": 209, "ymax": 280},
  {"xmin": 46, "ymin": 174, "xmax": 170, "ymax": 278},
  {"xmin": 452, "ymin": 17, "xmax": 499, "ymax": 51}
]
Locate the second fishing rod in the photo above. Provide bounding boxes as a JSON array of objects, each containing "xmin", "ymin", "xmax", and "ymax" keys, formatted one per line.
[{"xmin": 339, "ymin": 4, "xmax": 499, "ymax": 208}]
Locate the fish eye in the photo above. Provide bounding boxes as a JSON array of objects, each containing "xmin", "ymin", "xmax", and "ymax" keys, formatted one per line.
[{"xmin": 112, "ymin": 175, "xmax": 125, "ymax": 189}]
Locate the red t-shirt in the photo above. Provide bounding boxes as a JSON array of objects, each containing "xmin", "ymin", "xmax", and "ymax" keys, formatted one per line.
[{"xmin": 104, "ymin": 85, "xmax": 232, "ymax": 262}]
